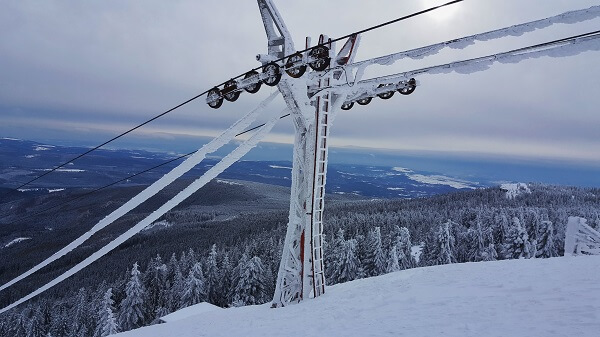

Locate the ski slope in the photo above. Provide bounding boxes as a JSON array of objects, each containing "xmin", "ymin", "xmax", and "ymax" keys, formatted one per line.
[{"xmin": 116, "ymin": 256, "xmax": 600, "ymax": 337}]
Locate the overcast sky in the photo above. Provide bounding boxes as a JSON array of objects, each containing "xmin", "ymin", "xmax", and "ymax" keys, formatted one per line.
[{"xmin": 1, "ymin": 0, "xmax": 599, "ymax": 164}]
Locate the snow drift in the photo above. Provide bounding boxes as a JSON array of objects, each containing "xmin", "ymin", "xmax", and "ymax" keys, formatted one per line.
[{"xmin": 116, "ymin": 255, "xmax": 600, "ymax": 337}]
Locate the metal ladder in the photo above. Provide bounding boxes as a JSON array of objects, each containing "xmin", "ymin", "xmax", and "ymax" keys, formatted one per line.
[{"xmin": 310, "ymin": 75, "xmax": 330, "ymax": 298}]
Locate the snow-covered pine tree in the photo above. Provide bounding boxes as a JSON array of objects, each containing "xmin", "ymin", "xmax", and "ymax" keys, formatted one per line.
[
  {"xmin": 26, "ymin": 305, "xmax": 45, "ymax": 337},
  {"xmin": 205, "ymin": 244, "xmax": 220, "ymax": 304},
  {"xmin": 434, "ymin": 221, "xmax": 456, "ymax": 265},
  {"xmin": 480, "ymin": 232, "xmax": 498, "ymax": 261},
  {"xmin": 503, "ymin": 217, "xmax": 531, "ymax": 259},
  {"xmin": 396, "ymin": 226, "xmax": 417, "ymax": 269},
  {"xmin": 229, "ymin": 251, "xmax": 249, "ymax": 305},
  {"xmin": 144, "ymin": 254, "xmax": 167, "ymax": 318},
  {"xmin": 181, "ymin": 262, "xmax": 207, "ymax": 307},
  {"xmin": 166, "ymin": 253, "xmax": 179, "ymax": 284},
  {"xmin": 9, "ymin": 309, "xmax": 28, "ymax": 337},
  {"xmin": 94, "ymin": 288, "xmax": 119, "ymax": 337},
  {"xmin": 233, "ymin": 256, "xmax": 267, "ymax": 306},
  {"xmin": 118, "ymin": 262, "xmax": 147, "ymax": 331},
  {"xmin": 70, "ymin": 288, "xmax": 90, "ymax": 337},
  {"xmin": 536, "ymin": 220, "xmax": 559, "ymax": 258},
  {"xmin": 418, "ymin": 232, "xmax": 438, "ymax": 267},
  {"xmin": 0, "ymin": 313, "xmax": 7, "ymax": 337},
  {"xmin": 49, "ymin": 304, "xmax": 70, "ymax": 337},
  {"xmin": 386, "ymin": 246, "xmax": 400, "ymax": 273},
  {"xmin": 168, "ymin": 261, "xmax": 185, "ymax": 311},
  {"xmin": 331, "ymin": 238, "xmax": 361, "ymax": 284},
  {"xmin": 218, "ymin": 252, "xmax": 233, "ymax": 307},
  {"xmin": 466, "ymin": 221, "xmax": 487, "ymax": 262},
  {"xmin": 363, "ymin": 227, "xmax": 386, "ymax": 277},
  {"xmin": 325, "ymin": 228, "xmax": 345, "ymax": 281}
]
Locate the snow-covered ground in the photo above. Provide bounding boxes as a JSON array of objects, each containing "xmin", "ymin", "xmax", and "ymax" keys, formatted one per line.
[
  {"xmin": 407, "ymin": 173, "xmax": 478, "ymax": 189},
  {"xmin": 116, "ymin": 255, "xmax": 600, "ymax": 337}
]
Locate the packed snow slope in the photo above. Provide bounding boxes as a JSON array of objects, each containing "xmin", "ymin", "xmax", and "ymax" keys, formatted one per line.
[{"xmin": 116, "ymin": 255, "xmax": 600, "ymax": 337}]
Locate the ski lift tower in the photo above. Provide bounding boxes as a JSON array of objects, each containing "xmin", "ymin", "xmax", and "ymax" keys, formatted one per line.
[{"xmin": 255, "ymin": 0, "xmax": 360, "ymax": 307}]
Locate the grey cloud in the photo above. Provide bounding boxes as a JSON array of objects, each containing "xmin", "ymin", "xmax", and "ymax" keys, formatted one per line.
[{"xmin": 0, "ymin": 0, "xmax": 599, "ymax": 162}]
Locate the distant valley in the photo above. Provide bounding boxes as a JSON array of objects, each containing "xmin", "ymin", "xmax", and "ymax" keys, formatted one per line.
[{"xmin": 0, "ymin": 137, "xmax": 487, "ymax": 200}]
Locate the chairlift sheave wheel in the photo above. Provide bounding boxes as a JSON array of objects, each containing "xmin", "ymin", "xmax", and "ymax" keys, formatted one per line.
[
  {"xmin": 223, "ymin": 80, "xmax": 240, "ymax": 102},
  {"xmin": 357, "ymin": 97, "xmax": 372, "ymax": 106},
  {"xmin": 263, "ymin": 63, "xmax": 282, "ymax": 86},
  {"xmin": 243, "ymin": 71, "xmax": 262, "ymax": 94},
  {"xmin": 206, "ymin": 87, "xmax": 224, "ymax": 109},
  {"xmin": 341, "ymin": 101, "xmax": 354, "ymax": 111},
  {"xmin": 398, "ymin": 78, "xmax": 417, "ymax": 96},
  {"xmin": 377, "ymin": 84, "xmax": 395, "ymax": 100},
  {"xmin": 309, "ymin": 45, "xmax": 331, "ymax": 71},
  {"xmin": 285, "ymin": 52, "xmax": 307, "ymax": 78}
]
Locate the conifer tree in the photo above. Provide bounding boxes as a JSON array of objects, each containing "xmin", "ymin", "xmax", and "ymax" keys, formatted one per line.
[
  {"xmin": 26, "ymin": 306, "xmax": 45, "ymax": 337},
  {"xmin": 481, "ymin": 232, "xmax": 498, "ymax": 261},
  {"xmin": 119, "ymin": 263, "xmax": 147, "ymax": 331},
  {"xmin": 10, "ymin": 308, "xmax": 28, "ymax": 337},
  {"xmin": 503, "ymin": 217, "xmax": 531, "ymax": 259},
  {"xmin": 434, "ymin": 221, "xmax": 456, "ymax": 265},
  {"xmin": 386, "ymin": 247, "xmax": 400, "ymax": 273},
  {"xmin": 331, "ymin": 239, "xmax": 361, "ymax": 284},
  {"xmin": 144, "ymin": 254, "xmax": 167, "ymax": 316},
  {"xmin": 50, "ymin": 305, "xmax": 70, "ymax": 337},
  {"xmin": 95, "ymin": 288, "xmax": 119, "ymax": 337},
  {"xmin": 181, "ymin": 262, "xmax": 207, "ymax": 307},
  {"xmin": 419, "ymin": 233, "xmax": 438, "ymax": 267},
  {"xmin": 536, "ymin": 220, "xmax": 559, "ymax": 258},
  {"xmin": 167, "ymin": 253, "xmax": 179, "ymax": 285},
  {"xmin": 364, "ymin": 227, "xmax": 386, "ymax": 277},
  {"xmin": 229, "ymin": 251, "xmax": 249, "ymax": 304},
  {"xmin": 168, "ymin": 262, "xmax": 185, "ymax": 311},
  {"xmin": 70, "ymin": 288, "xmax": 90, "ymax": 337},
  {"xmin": 205, "ymin": 244, "xmax": 220, "ymax": 304},
  {"xmin": 396, "ymin": 227, "xmax": 417, "ymax": 269},
  {"xmin": 233, "ymin": 256, "xmax": 267, "ymax": 306},
  {"xmin": 325, "ymin": 229, "xmax": 345, "ymax": 281},
  {"xmin": 218, "ymin": 253, "xmax": 233, "ymax": 307}
]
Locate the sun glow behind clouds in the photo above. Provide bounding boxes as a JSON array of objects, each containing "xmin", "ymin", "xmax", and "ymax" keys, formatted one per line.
[{"xmin": 422, "ymin": 0, "xmax": 461, "ymax": 22}]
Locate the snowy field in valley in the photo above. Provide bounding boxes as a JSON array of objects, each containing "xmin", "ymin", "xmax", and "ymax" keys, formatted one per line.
[{"xmin": 116, "ymin": 255, "xmax": 600, "ymax": 337}]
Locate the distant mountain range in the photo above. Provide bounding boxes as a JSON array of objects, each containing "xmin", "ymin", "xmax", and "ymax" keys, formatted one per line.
[
  {"xmin": 1, "ymin": 137, "xmax": 597, "ymax": 200},
  {"xmin": 0, "ymin": 137, "xmax": 484, "ymax": 199}
]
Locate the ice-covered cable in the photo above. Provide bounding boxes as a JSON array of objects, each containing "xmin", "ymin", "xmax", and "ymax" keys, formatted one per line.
[
  {"xmin": 0, "ymin": 111, "xmax": 282, "ymax": 315},
  {"xmin": 346, "ymin": 5, "xmax": 600, "ymax": 69},
  {"xmin": 0, "ymin": 91, "xmax": 279, "ymax": 292},
  {"xmin": 340, "ymin": 31, "xmax": 600, "ymax": 99}
]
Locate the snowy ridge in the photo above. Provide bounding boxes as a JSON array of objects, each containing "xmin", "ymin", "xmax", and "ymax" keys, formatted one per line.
[
  {"xmin": 392, "ymin": 167, "xmax": 413, "ymax": 173},
  {"xmin": 407, "ymin": 174, "xmax": 477, "ymax": 189},
  {"xmin": 116, "ymin": 256, "xmax": 600, "ymax": 337},
  {"xmin": 160, "ymin": 303, "xmax": 222, "ymax": 323},
  {"xmin": 3, "ymin": 237, "xmax": 31, "ymax": 248},
  {"xmin": 36, "ymin": 168, "xmax": 85, "ymax": 173},
  {"xmin": 0, "ymin": 112, "xmax": 281, "ymax": 315},
  {"xmin": 501, "ymin": 183, "xmax": 531, "ymax": 199},
  {"xmin": 268, "ymin": 165, "xmax": 292, "ymax": 170},
  {"xmin": 0, "ymin": 92, "xmax": 279, "ymax": 294},
  {"xmin": 141, "ymin": 220, "xmax": 172, "ymax": 232}
]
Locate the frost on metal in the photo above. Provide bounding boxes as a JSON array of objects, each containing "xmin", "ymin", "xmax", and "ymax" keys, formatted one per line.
[
  {"xmin": 262, "ymin": 0, "xmax": 600, "ymax": 308},
  {"xmin": 564, "ymin": 217, "xmax": 600, "ymax": 256},
  {"xmin": 259, "ymin": 0, "xmax": 364, "ymax": 307}
]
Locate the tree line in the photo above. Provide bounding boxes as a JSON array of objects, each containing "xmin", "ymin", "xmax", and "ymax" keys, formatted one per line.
[{"xmin": 1, "ymin": 183, "xmax": 598, "ymax": 336}]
